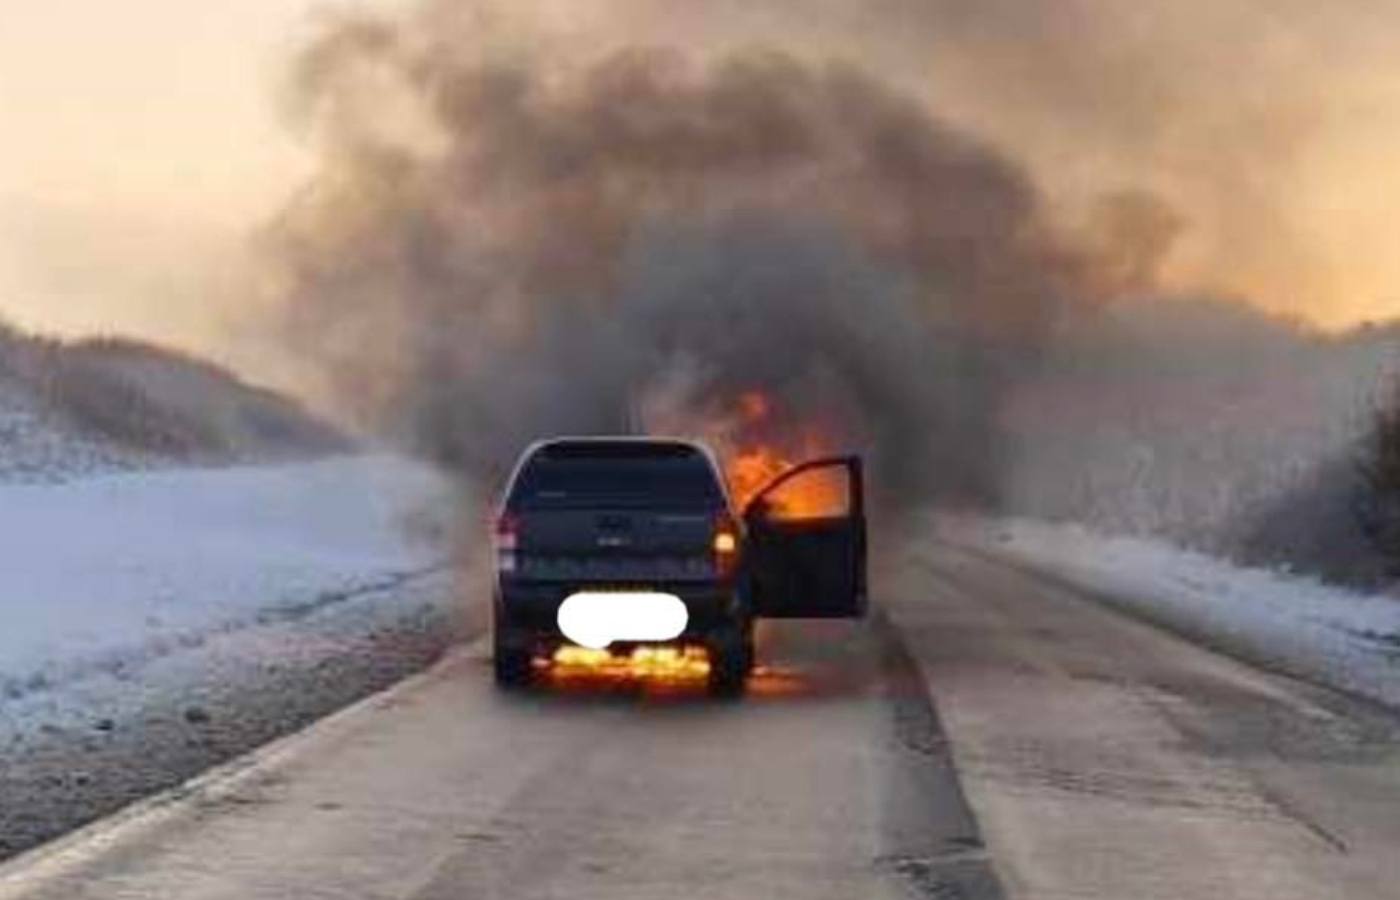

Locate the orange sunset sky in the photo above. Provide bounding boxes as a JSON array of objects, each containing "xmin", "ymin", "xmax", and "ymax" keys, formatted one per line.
[{"xmin": 3, "ymin": 0, "xmax": 1399, "ymax": 378}]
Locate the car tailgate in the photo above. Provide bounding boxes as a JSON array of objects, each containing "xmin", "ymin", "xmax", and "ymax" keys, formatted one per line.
[{"xmin": 516, "ymin": 509, "xmax": 717, "ymax": 582}]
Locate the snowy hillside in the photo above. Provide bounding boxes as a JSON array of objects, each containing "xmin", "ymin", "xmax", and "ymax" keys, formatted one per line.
[
  {"xmin": 0, "ymin": 322, "xmax": 345, "ymax": 483},
  {"xmin": 1001, "ymin": 298, "xmax": 1400, "ymax": 584},
  {"xmin": 0, "ymin": 374, "xmax": 151, "ymax": 482}
]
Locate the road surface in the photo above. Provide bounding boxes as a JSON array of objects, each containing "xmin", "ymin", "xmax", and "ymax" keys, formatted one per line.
[
  {"xmin": 890, "ymin": 541, "xmax": 1400, "ymax": 899},
  {"xmin": 1, "ymin": 537, "xmax": 1398, "ymax": 899},
  {"xmin": 0, "ymin": 614, "xmax": 997, "ymax": 898}
]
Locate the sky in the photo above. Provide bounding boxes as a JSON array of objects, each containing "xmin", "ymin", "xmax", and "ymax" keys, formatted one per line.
[
  {"xmin": 0, "ymin": 0, "xmax": 338, "ymax": 358},
  {"xmin": 1, "ymin": 0, "xmax": 1399, "ymax": 375}
]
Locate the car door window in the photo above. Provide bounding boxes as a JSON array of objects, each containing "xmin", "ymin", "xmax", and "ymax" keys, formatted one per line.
[{"xmin": 753, "ymin": 463, "xmax": 851, "ymax": 521}]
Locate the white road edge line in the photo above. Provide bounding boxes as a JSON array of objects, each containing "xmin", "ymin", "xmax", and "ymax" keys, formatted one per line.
[{"xmin": 0, "ymin": 639, "xmax": 487, "ymax": 893}]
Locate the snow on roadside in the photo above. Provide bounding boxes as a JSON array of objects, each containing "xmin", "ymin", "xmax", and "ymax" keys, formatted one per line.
[
  {"xmin": 934, "ymin": 516, "xmax": 1400, "ymax": 710},
  {"xmin": 0, "ymin": 455, "xmax": 458, "ymax": 705}
]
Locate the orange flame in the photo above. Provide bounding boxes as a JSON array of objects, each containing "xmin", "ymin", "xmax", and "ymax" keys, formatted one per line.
[
  {"xmin": 738, "ymin": 391, "xmax": 771, "ymax": 422},
  {"xmin": 729, "ymin": 444, "xmax": 794, "ymax": 509},
  {"xmin": 541, "ymin": 644, "xmax": 712, "ymax": 686},
  {"xmin": 719, "ymin": 391, "xmax": 849, "ymax": 519}
]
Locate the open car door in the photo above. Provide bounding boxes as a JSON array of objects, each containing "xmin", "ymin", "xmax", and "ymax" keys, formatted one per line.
[{"xmin": 743, "ymin": 456, "xmax": 867, "ymax": 619}]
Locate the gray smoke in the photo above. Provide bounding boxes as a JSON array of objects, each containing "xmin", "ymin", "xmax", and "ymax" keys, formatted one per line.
[{"xmin": 266, "ymin": 7, "xmax": 1111, "ymax": 506}]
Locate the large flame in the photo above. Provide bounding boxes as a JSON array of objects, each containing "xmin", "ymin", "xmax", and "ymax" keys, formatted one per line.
[
  {"xmin": 728, "ymin": 444, "xmax": 794, "ymax": 510},
  {"xmin": 716, "ymin": 391, "xmax": 849, "ymax": 519},
  {"xmin": 540, "ymin": 644, "xmax": 712, "ymax": 690}
]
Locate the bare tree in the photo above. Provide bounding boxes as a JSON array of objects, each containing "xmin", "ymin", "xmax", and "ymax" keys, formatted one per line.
[{"xmin": 1356, "ymin": 377, "xmax": 1400, "ymax": 574}]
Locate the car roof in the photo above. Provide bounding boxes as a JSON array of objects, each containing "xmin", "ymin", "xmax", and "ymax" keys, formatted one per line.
[
  {"xmin": 498, "ymin": 436, "xmax": 734, "ymax": 513},
  {"xmin": 526, "ymin": 436, "xmax": 714, "ymax": 460}
]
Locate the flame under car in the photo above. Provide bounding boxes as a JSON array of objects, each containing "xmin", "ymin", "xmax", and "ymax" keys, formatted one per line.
[{"xmin": 492, "ymin": 438, "xmax": 867, "ymax": 696}]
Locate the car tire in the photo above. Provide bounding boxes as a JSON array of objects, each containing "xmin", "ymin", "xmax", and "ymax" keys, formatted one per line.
[
  {"xmin": 493, "ymin": 627, "xmax": 533, "ymax": 690},
  {"xmin": 707, "ymin": 620, "xmax": 752, "ymax": 699}
]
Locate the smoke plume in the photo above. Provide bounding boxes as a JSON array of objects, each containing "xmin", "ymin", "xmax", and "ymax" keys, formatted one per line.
[
  {"xmin": 564, "ymin": 0, "xmax": 1400, "ymax": 326},
  {"xmin": 266, "ymin": 3, "xmax": 1132, "ymax": 506}
]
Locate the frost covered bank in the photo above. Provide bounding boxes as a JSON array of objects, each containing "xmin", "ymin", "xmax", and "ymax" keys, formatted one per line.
[{"xmin": 0, "ymin": 455, "xmax": 469, "ymax": 860}]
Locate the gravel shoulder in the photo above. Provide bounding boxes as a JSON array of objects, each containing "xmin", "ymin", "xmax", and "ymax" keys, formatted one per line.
[
  {"xmin": 0, "ymin": 569, "xmax": 478, "ymax": 861},
  {"xmin": 0, "ymin": 453, "xmax": 476, "ymax": 860}
]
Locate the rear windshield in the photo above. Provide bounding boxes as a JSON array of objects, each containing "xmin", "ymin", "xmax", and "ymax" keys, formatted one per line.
[{"xmin": 508, "ymin": 443, "xmax": 725, "ymax": 510}]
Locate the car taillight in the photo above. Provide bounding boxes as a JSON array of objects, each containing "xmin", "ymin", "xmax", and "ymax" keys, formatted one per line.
[
  {"xmin": 495, "ymin": 513, "xmax": 518, "ymax": 574},
  {"xmin": 713, "ymin": 514, "xmax": 739, "ymax": 578}
]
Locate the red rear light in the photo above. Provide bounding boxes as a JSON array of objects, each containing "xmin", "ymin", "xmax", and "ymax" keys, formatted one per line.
[
  {"xmin": 495, "ymin": 513, "xmax": 518, "ymax": 573},
  {"xmin": 713, "ymin": 513, "xmax": 739, "ymax": 578},
  {"xmin": 495, "ymin": 513, "xmax": 518, "ymax": 548}
]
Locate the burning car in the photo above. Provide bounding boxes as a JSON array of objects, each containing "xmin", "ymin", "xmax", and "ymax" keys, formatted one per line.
[{"xmin": 492, "ymin": 437, "xmax": 867, "ymax": 696}]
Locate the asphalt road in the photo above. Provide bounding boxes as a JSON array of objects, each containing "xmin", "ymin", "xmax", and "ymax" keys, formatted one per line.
[
  {"xmin": 891, "ymin": 541, "xmax": 1400, "ymax": 899},
  {"xmin": 0, "ymin": 610, "xmax": 999, "ymax": 898},
  {"xmin": 1, "ymin": 539, "xmax": 1398, "ymax": 899}
]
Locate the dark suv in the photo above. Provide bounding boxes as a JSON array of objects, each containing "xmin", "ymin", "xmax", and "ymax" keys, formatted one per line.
[{"xmin": 492, "ymin": 438, "xmax": 867, "ymax": 696}]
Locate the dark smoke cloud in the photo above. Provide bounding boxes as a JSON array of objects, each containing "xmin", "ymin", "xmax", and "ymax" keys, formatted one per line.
[
  {"xmin": 578, "ymin": 0, "xmax": 1400, "ymax": 323},
  {"xmin": 267, "ymin": 5, "xmax": 1105, "ymax": 506}
]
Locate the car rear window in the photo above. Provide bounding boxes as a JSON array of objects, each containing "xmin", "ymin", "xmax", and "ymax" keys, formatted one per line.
[{"xmin": 508, "ymin": 442, "xmax": 725, "ymax": 510}]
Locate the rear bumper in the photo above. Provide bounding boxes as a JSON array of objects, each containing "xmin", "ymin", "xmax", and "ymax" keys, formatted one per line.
[{"xmin": 495, "ymin": 579, "xmax": 742, "ymax": 645}]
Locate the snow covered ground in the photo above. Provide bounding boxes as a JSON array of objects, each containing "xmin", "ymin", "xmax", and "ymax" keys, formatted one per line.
[
  {"xmin": 936, "ymin": 516, "xmax": 1400, "ymax": 710},
  {"xmin": 0, "ymin": 455, "xmax": 458, "ymax": 707},
  {"xmin": 0, "ymin": 454, "xmax": 478, "ymax": 858}
]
